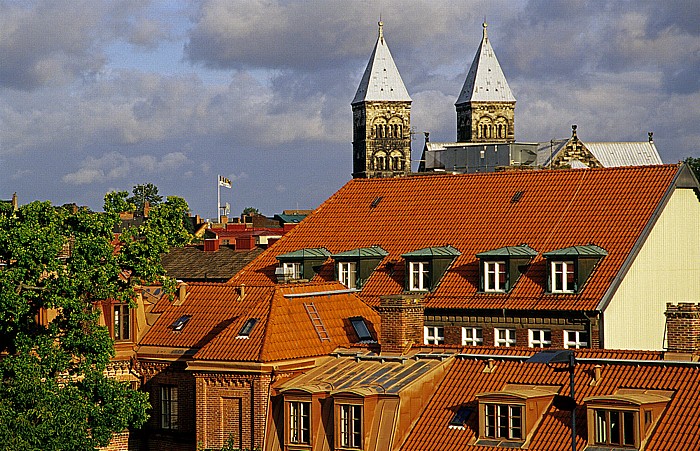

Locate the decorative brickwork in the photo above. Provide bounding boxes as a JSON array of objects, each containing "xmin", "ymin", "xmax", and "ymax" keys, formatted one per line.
[
  {"xmin": 550, "ymin": 125, "xmax": 603, "ymax": 168},
  {"xmin": 665, "ymin": 303, "xmax": 700, "ymax": 354},
  {"xmin": 194, "ymin": 372, "xmax": 272, "ymax": 451},
  {"xmin": 456, "ymin": 101, "xmax": 515, "ymax": 143},
  {"xmin": 377, "ymin": 295, "xmax": 424, "ymax": 353}
]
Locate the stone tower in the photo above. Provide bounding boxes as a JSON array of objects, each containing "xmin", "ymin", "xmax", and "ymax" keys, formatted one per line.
[
  {"xmin": 352, "ymin": 21, "xmax": 412, "ymax": 178},
  {"xmin": 455, "ymin": 23, "xmax": 515, "ymax": 143}
]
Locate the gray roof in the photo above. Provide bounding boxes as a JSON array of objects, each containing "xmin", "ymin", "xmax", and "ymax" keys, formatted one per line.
[
  {"xmin": 476, "ymin": 244, "xmax": 538, "ymax": 258},
  {"xmin": 543, "ymin": 244, "xmax": 608, "ymax": 258},
  {"xmin": 161, "ymin": 245, "xmax": 264, "ymax": 282},
  {"xmin": 456, "ymin": 23, "xmax": 515, "ymax": 105},
  {"xmin": 585, "ymin": 141, "xmax": 663, "ymax": 167},
  {"xmin": 332, "ymin": 246, "xmax": 389, "ymax": 259},
  {"xmin": 276, "ymin": 247, "xmax": 331, "ymax": 260},
  {"xmin": 352, "ymin": 22, "xmax": 411, "ymax": 104},
  {"xmin": 402, "ymin": 245, "xmax": 461, "ymax": 258}
]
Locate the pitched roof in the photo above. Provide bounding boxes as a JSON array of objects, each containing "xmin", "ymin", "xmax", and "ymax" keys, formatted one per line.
[
  {"xmin": 231, "ymin": 165, "xmax": 685, "ymax": 311},
  {"xmin": 401, "ymin": 352, "xmax": 700, "ymax": 450},
  {"xmin": 352, "ymin": 21, "xmax": 411, "ymax": 104},
  {"xmin": 456, "ymin": 23, "xmax": 515, "ymax": 105},
  {"xmin": 161, "ymin": 245, "xmax": 264, "ymax": 281},
  {"xmin": 585, "ymin": 141, "xmax": 663, "ymax": 166},
  {"xmin": 138, "ymin": 281, "xmax": 380, "ymax": 363}
]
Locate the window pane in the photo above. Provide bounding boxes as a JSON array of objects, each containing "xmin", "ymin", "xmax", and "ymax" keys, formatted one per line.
[
  {"xmin": 510, "ymin": 406, "xmax": 522, "ymax": 439},
  {"xmin": 595, "ymin": 410, "xmax": 607, "ymax": 444},
  {"xmin": 485, "ymin": 404, "xmax": 496, "ymax": 437},
  {"xmin": 497, "ymin": 405, "xmax": 508, "ymax": 438},
  {"xmin": 610, "ymin": 410, "xmax": 620, "ymax": 444},
  {"xmin": 623, "ymin": 411, "xmax": 635, "ymax": 445}
]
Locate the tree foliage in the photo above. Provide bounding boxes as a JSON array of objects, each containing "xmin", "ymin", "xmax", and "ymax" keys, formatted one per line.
[
  {"xmin": 685, "ymin": 156, "xmax": 700, "ymax": 180},
  {"xmin": 242, "ymin": 206, "xmax": 260, "ymax": 216},
  {"xmin": 0, "ymin": 191, "xmax": 192, "ymax": 449},
  {"xmin": 128, "ymin": 183, "xmax": 162, "ymax": 216}
]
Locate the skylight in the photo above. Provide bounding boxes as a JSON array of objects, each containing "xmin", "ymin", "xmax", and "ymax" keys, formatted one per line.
[
  {"xmin": 171, "ymin": 315, "xmax": 191, "ymax": 331},
  {"xmin": 237, "ymin": 318, "xmax": 258, "ymax": 339},
  {"xmin": 349, "ymin": 316, "xmax": 374, "ymax": 342},
  {"xmin": 449, "ymin": 405, "xmax": 472, "ymax": 428}
]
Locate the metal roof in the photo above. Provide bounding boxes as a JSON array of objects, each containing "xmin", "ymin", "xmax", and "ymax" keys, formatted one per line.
[
  {"xmin": 476, "ymin": 244, "xmax": 538, "ymax": 258},
  {"xmin": 456, "ymin": 23, "xmax": 515, "ymax": 105},
  {"xmin": 585, "ymin": 141, "xmax": 663, "ymax": 167},
  {"xmin": 352, "ymin": 21, "xmax": 411, "ymax": 104},
  {"xmin": 401, "ymin": 245, "xmax": 461, "ymax": 258},
  {"xmin": 331, "ymin": 245, "xmax": 388, "ymax": 259},
  {"xmin": 543, "ymin": 244, "xmax": 608, "ymax": 258},
  {"xmin": 276, "ymin": 247, "xmax": 331, "ymax": 260}
]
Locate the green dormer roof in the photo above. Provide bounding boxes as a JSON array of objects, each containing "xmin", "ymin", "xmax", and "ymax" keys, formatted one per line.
[
  {"xmin": 331, "ymin": 246, "xmax": 388, "ymax": 259},
  {"xmin": 401, "ymin": 245, "xmax": 461, "ymax": 258},
  {"xmin": 543, "ymin": 245, "xmax": 608, "ymax": 258},
  {"xmin": 276, "ymin": 247, "xmax": 331, "ymax": 261},
  {"xmin": 476, "ymin": 244, "xmax": 538, "ymax": 258}
]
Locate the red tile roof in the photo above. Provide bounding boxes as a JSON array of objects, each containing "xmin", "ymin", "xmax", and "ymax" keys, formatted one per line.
[
  {"xmin": 138, "ymin": 281, "xmax": 380, "ymax": 363},
  {"xmin": 231, "ymin": 165, "xmax": 683, "ymax": 311},
  {"xmin": 401, "ymin": 352, "xmax": 700, "ymax": 450}
]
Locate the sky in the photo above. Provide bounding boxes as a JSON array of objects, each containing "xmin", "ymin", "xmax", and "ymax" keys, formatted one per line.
[{"xmin": 1, "ymin": 0, "xmax": 698, "ymax": 219}]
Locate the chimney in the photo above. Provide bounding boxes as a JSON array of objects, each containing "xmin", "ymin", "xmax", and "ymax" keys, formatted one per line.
[
  {"xmin": 235, "ymin": 236, "xmax": 256, "ymax": 250},
  {"xmin": 174, "ymin": 281, "xmax": 187, "ymax": 306},
  {"xmin": 483, "ymin": 358, "xmax": 497, "ymax": 373},
  {"xmin": 220, "ymin": 215, "xmax": 229, "ymax": 224},
  {"xmin": 11, "ymin": 193, "xmax": 18, "ymax": 210},
  {"xmin": 589, "ymin": 365, "xmax": 603, "ymax": 386},
  {"xmin": 237, "ymin": 284, "xmax": 245, "ymax": 301},
  {"xmin": 664, "ymin": 303, "xmax": 700, "ymax": 361},
  {"xmin": 203, "ymin": 238, "xmax": 220, "ymax": 252},
  {"xmin": 376, "ymin": 294, "xmax": 424, "ymax": 354},
  {"xmin": 143, "ymin": 200, "xmax": 150, "ymax": 217}
]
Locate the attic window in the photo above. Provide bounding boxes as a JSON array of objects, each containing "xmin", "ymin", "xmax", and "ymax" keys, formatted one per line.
[
  {"xmin": 237, "ymin": 318, "xmax": 258, "ymax": 339},
  {"xmin": 544, "ymin": 245, "xmax": 607, "ymax": 294},
  {"xmin": 476, "ymin": 244, "xmax": 537, "ymax": 293},
  {"xmin": 510, "ymin": 190, "xmax": 524, "ymax": 203},
  {"xmin": 171, "ymin": 315, "xmax": 191, "ymax": 331},
  {"xmin": 449, "ymin": 406, "xmax": 472, "ymax": 429},
  {"xmin": 349, "ymin": 316, "xmax": 373, "ymax": 342}
]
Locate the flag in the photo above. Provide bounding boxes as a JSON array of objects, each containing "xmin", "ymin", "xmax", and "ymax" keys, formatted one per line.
[{"xmin": 218, "ymin": 175, "xmax": 232, "ymax": 188}]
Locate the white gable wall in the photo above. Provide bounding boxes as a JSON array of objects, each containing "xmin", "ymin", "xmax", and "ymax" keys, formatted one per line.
[{"xmin": 602, "ymin": 188, "xmax": 700, "ymax": 350}]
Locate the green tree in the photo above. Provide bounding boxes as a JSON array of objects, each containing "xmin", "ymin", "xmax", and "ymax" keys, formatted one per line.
[
  {"xmin": 684, "ymin": 156, "xmax": 700, "ymax": 180},
  {"xmin": 242, "ymin": 207, "xmax": 260, "ymax": 216},
  {"xmin": 128, "ymin": 183, "xmax": 162, "ymax": 216},
  {"xmin": 0, "ymin": 194, "xmax": 192, "ymax": 449},
  {"xmin": 103, "ymin": 190, "xmax": 134, "ymax": 214}
]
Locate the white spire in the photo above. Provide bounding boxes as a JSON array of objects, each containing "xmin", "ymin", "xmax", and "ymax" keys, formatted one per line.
[
  {"xmin": 456, "ymin": 22, "xmax": 515, "ymax": 105},
  {"xmin": 352, "ymin": 21, "xmax": 411, "ymax": 104}
]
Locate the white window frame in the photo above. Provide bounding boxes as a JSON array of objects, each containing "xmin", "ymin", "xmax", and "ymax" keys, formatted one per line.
[
  {"xmin": 494, "ymin": 328, "xmax": 516, "ymax": 347},
  {"xmin": 462, "ymin": 327, "xmax": 483, "ymax": 346},
  {"xmin": 424, "ymin": 326, "xmax": 444, "ymax": 345},
  {"xmin": 339, "ymin": 404, "xmax": 363, "ymax": 449},
  {"xmin": 564, "ymin": 330, "xmax": 589, "ymax": 349},
  {"xmin": 338, "ymin": 261, "xmax": 358, "ymax": 289},
  {"xmin": 409, "ymin": 261, "xmax": 430, "ymax": 291},
  {"xmin": 288, "ymin": 400, "xmax": 311, "ymax": 445},
  {"xmin": 283, "ymin": 261, "xmax": 302, "ymax": 279},
  {"xmin": 551, "ymin": 260, "xmax": 575, "ymax": 293},
  {"xmin": 484, "ymin": 403, "xmax": 523, "ymax": 440},
  {"xmin": 528, "ymin": 329, "xmax": 552, "ymax": 348},
  {"xmin": 483, "ymin": 260, "xmax": 507, "ymax": 292}
]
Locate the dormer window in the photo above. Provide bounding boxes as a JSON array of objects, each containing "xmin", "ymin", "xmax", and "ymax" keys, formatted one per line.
[
  {"xmin": 276, "ymin": 248, "xmax": 331, "ymax": 283},
  {"xmin": 476, "ymin": 244, "xmax": 537, "ymax": 293},
  {"xmin": 475, "ymin": 384, "xmax": 559, "ymax": 447},
  {"xmin": 584, "ymin": 389, "xmax": 673, "ymax": 450},
  {"xmin": 544, "ymin": 244, "xmax": 607, "ymax": 294},
  {"xmin": 401, "ymin": 246, "xmax": 460, "ymax": 293},
  {"xmin": 331, "ymin": 246, "xmax": 387, "ymax": 290}
]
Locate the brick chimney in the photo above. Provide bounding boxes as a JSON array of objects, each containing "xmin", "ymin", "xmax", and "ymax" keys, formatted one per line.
[
  {"xmin": 664, "ymin": 303, "xmax": 700, "ymax": 361},
  {"xmin": 203, "ymin": 238, "xmax": 220, "ymax": 252},
  {"xmin": 377, "ymin": 294, "xmax": 424, "ymax": 354}
]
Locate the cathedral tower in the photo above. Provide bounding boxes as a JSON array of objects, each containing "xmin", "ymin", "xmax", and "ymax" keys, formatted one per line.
[
  {"xmin": 352, "ymin": 21, "xmax": 412, "ymax": 178},
  {"xmin": 455, "ymin": 23, "xmax": 515, "ymax": 143}
]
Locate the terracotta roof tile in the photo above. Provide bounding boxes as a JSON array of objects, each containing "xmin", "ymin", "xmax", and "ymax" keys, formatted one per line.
[
  {"xmin": 401, "ymin": 352, "xmax": 700, "ymax": 450},
  {"xmin": 231, "ymin": 165, "xmax": 682, "ymax": 311}
]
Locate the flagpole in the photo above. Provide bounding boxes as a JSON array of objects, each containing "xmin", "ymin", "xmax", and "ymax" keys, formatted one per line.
[{"xmin": 217, "ymin": 175, "xmax": 221, "ymax": 222}]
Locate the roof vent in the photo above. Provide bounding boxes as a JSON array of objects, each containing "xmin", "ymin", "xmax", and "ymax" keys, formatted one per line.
[
  {"xmin": 370, "ymin": 196, "xmax": 383, "ymax": 209},
  {"xmin": 510, "ymin": 190, "xmax": 524, "ymax": 203}
]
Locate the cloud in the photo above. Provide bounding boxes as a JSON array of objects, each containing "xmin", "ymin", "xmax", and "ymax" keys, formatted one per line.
[{"xmin": 62, "ymin": 151, "xmax": 191, "ymax": 185}]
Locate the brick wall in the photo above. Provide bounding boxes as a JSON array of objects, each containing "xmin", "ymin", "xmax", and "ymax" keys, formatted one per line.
[
  {"xmin": 665, "ymin": 303, "xmax": 700, "ymax": 354},
  {"xmin": 377, "ymin": 295, "xmax": 424, "ymax": 353},
  {"xmin": 194, "ymin": 372, "xmax": 272, "ymax": 451},
  {"xmin": 98, "ymin": 431, "xmax": 139, "ymax": 451}
]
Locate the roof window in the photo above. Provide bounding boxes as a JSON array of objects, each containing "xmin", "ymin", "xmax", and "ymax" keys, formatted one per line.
[
  {"xmin": 476, "ymin": 244, "xmax": 537, "ymax": 293},
  {"xmin": 544, "ymin": 244, "xmax": 607, "ymax": 294},
  {"xmin": 349, "ymin": 316, "xmax": 374, "ymax": 342},
  {"xmin": 401, "ymin": 245, "xmax": 461, "ymax": 292},
  {"xmin": 449, "ymin": 405, "xmax": 473, "ymax": 429},
  {"xmin": 236, "ymin": 318, "xmax": 258, "ymax": 339},
  {"xmin": 170, "ymin": 315, "xmax": 191, "ymax": 331}
]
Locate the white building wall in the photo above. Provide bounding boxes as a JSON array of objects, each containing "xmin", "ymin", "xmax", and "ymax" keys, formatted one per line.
[{"xmin": 603, "ymin": 188, "xmax": 700, "ymax": 350}]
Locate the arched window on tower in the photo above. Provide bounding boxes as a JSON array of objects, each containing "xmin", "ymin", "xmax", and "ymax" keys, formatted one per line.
[{"xmin": 375, "ymin": 153, "xmax": 387, "ymax": 171}]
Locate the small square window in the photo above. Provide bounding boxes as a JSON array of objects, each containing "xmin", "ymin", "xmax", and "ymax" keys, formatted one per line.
[
  {"xmin": 528, "ymin": 329, "xmax": 551, "ymax": 348},
  {"xmin": 170, "ymin": 315, "xmax": 191, "ymax": 331},
  {"xmin": 462, "ymin": 327, "xmax": 483, "ymax": 346},
  {"xmin": 449, "ymin": 406, "xmax": 473, "ymax": 429},
  {"xmin": 494, "ymin": 328, "xmax": 516, "ymax": 347},
  {"xmin": 424, "ymin": 326, "xmax": 444, "ymax": 345},
  {"xmin": 564, "ymin": 330, "xmax": 589, "ymax": 349}
]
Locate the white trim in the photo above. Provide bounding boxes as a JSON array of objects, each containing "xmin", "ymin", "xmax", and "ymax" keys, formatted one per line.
[{"xmin": 494, "ymin": 328, "xmax": 516, "ymax": 347}]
